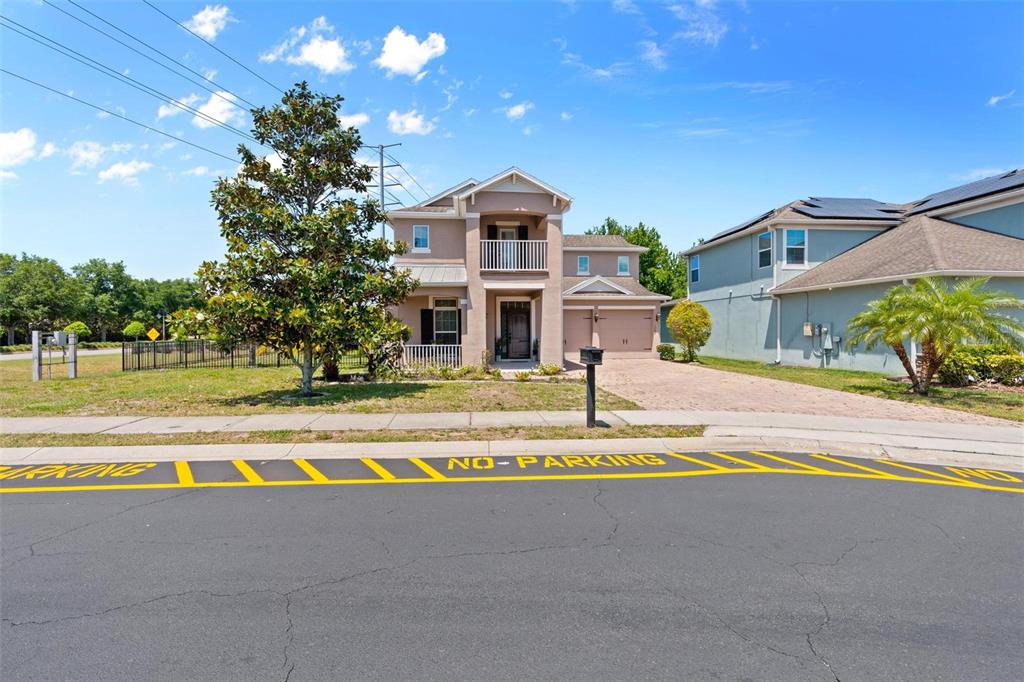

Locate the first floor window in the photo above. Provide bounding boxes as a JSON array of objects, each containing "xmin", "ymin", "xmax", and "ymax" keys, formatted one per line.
[
  {"xmin": 433, "ymin": 298, "xmax": 458, "ymax": 345},
  {"xmin": 689, "ymin": 254, "xmax": 700, "ymax": 284},
  {"xmin": 617, "ymin": 255, "xmax": 629, "ymax": 275},
  {"xmin": 413, "ymin": 224, "xmax": 429, "ymax": 251},
  {"xmin": 758, "ymin": 231, "xmax": 772, "ymax": 268},
  {"xmin": 785, "ymin": 229, "xmax": 806, "ymax": 266},
  {"xmin": 577, "ymin": 255, "xmax": 590, "ymax": 275}
]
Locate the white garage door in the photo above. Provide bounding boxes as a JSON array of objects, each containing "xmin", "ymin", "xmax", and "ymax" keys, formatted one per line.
[
  {"xmin": 598, "ymin": 309, "xmax": 653, "ymax": 356},
  {"xmin": 563, "ymin": 309, "xmax": 593, "ymax": 354}
]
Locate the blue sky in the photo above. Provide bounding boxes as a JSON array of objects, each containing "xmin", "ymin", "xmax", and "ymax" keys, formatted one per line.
[{"xmin": 2, "ymin": 0, "xmax": 1022, "ymax": 279}]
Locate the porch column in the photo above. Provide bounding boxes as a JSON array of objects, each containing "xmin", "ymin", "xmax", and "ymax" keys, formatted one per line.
[
  {"xmin": 540, "ymin": 214, "xmax": 564, "ymax": 366},
  {"xmin": 464, "ymin": 213, "xmax": 487, "ymax": 366}
]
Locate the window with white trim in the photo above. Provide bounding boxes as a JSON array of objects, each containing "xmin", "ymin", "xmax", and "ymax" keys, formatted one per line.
[
  {"xmin": 617, "ymin": 255, "xmax": 629, "ymax": 275},
  {"xmin": 784, "ymin": 229, "xmax": 806, "ymax": 266},
  {"xmin": 413, "ymin": 224, "xmax": 429, "ymax": 251},
  {"xmin": 432, "ymin": 298, "xmax": 458, "ymax": 345},
  {"xmin": 758, "ymin": 231, "xmax": 772, "ymax": 268},
  {"xmin": 689, "ymin": 254, "xmax": 700, "ymax": 284},
  {"xmin": 577, "ymin": 255, "xmax": 590, "ymax": 275}
]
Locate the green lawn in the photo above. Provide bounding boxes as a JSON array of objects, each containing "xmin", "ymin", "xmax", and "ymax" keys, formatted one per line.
[
  {"xmin": 0, "ymin": 354, "xmax": 638, "ymax": 417},
  {"xmin": 697, "ymin": 356, "xmax": 1023, "ymax": 422}
]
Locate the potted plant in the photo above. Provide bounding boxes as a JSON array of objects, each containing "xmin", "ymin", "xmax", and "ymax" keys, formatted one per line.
[{"xmin": 495, "ymin": 337, "xmax": 507, "ymax": 360}]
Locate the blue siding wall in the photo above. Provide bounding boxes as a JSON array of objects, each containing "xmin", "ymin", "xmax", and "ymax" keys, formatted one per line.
[{"xmin": 950, "ymin": 202, "xmax": 1023, "ymax": 239}]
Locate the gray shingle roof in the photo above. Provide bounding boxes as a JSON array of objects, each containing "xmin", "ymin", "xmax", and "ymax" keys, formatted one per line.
[
  {"xmin": 562, "ymin": 276, "xmax": 666, "ymax": 297},
  {"xmin": 908, "ymin": 169, "xmax": 1024, "ymax": 215},
  {"xmin": 772, "ymin": 216, "xmax": 1024, "ymax": 294},
  {"xmin": 563, "ymin": 234, "xmax": 633, "ymax": 248}
]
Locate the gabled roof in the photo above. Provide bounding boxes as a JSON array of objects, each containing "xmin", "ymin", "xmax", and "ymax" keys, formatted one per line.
[
  {"xmin": 562, "ymin": 234, "xmax": 647, "ymax": 251},
  {"xmin": 456, "ymin": 166, "xmax": 573, "ymax": 203},
  {"xmin": 413, "ymin": 178, "xmax": 478, "ymax": 208},
  {"xmin": 772, "ymin": 216, "xmax": 1024, "ymax": 294},
  {"xmin": 908, "ymin": 169, "xmax": 1024, "ymax": 215},
  {"xmin": 563, "ymin": 275, "xmax": 669, "ymax": 299}
]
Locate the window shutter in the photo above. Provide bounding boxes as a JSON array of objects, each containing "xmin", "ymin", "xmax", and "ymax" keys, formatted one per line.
[
  {"xmin": 420, "ymin": 309, "xmax": 434, "ymax": 345},
  {"xmin": 518, "ymin": 225, "xmax": 528, "ymax": 240},
  {"xmin": 457, "ymin": 309, "xmax": 462, "ymax": 344},
  {"xmin": 487, "ymin": 225, "xmax": 497, "ymax": 240}
]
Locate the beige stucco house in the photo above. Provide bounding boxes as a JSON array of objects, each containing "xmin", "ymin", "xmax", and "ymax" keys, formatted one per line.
[{"xmin": 389, "ymin": 168, "xmax": 669, "ymax": 368}]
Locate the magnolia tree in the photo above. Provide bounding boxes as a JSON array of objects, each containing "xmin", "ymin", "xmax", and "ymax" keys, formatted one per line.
[{"xmin": 198, "ymin": 83, "xmax": 417, "ymax": 395}]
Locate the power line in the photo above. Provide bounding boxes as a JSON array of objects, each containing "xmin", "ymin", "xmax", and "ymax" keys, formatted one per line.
[
  {"xmin": 44, "ymin": 0, "xmax": 256, "ymax": 111},
  {"xmin": 384, "ymin": 172, "xmax": 424, "ymax": 205},
  {"xmin": 0, "ymin": 68, "xmax": 240, "ymax": 164},
  {"xmin": 384, "ymin": 152, "xmax": 431, "ymax": 199},
  {"xmin": 0, "ymin": 15, "xmax": 259, "ymax": 143},
  {"xmin": 142, "ymin": 0, "xmax": 285, "ymax": 95}
]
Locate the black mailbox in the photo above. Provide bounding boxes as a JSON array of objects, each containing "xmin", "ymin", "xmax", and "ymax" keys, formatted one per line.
[{"xmin": 579, "ymin": 346, "xmax": 604, "ymax": 365}]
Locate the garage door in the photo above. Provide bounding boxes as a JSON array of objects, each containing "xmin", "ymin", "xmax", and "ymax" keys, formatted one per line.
[
  {"xmin": 598, "ymin": 309, "xmax": 653, "ymax": 356},
  {"xmin": 563, "ymin": 309, "xmax": 593, "ymax": 354}
]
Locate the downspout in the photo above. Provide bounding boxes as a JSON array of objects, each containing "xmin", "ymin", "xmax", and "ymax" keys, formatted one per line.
[
  {"xmin": 772, "ymin": 227, "xmax": 782, "ymax": 364},
  {"xmin": 903, "ymin": 278, "xmax": 917, "ymax": 369}
]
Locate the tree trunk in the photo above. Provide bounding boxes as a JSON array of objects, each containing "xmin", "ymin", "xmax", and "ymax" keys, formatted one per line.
[
  {"xmin": 889, "ymin": 342, "xmax": 922, "ymax": 394},
  {"xmin": 6, "ymin": 328, "xmax": 13, "ymax": 346},
  {"xmin": 916, "ymin": 339, "xmax": 941, "ymax": 395},
  {"xmin": 101, "ymin": 327, "xmax": 108, "ymax": 342},
  {"xmin": 300, "ymin": 344, "xmax": 314, "ymax": 396}
]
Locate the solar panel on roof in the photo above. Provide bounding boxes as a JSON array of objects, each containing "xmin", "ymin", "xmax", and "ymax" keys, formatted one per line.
[{"xmin": 909, "ymin": 169, "xmax": 1023, "ymax": 215}]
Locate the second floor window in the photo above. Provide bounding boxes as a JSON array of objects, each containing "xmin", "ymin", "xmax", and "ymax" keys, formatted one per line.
[
  {"xmin": 577, "ymin": 255, "xmax": 590, "ymax": 275},
  {"xmin": 617, "ymin": 255, "xmax": 629, "ymax": 275},
  {"xmin": 413, "ymin": 225, "xmax": 429, "ymax": 251},
  {"xmin": 690, "ymin": 254, "xmax": 700, "ymax": 284},
  {"xmin": 758, "ymin": 231, "xmax": 772, "ymax": 268},
  {"xmin": 785, "ymin": 229, "xmax": 806, "ymax": 266}
]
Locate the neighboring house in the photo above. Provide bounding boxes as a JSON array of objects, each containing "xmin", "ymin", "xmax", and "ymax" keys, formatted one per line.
[
  {"xmin": 389, "ymin": 167, "xmax": 668, "ymax": 367},
  {"xmin": 682, "ymin": 170, "xmax": 1024, "ymax": 372}
]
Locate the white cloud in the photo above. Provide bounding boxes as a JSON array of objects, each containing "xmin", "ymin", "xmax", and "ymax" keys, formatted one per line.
[
  {"xmin": 203, "ymin": 68, "xmax": 218, "ymax": 81},
  {"xmin": 260, "ymin": 17, "xmax": 354, "ymax": 74},
  {"xmin": 337, "ymin": 112, "xmax": 370, "ymax": 127},
  {"xmin": 98, "ymin": 160, "xmax": 152, "ymax": 185},
  {"xmin": 182, "ymin": 165, "xmax": 210, "ymax": 177},
  {"xmin": 387, "ymin": 109, "xmax": 436, "ymax": 135},
  {"xmin": 504, "ymin": 101, "xmax": 534, "ymax": 121},
  {"xmin": 439, "ymin": 79, "xmax": 463, "ymax": 112},
  {"xmin": 66, "ymin": 140, "xmax": 132, "ymax": 170},
  {"xmin": 986, "ymin": 90, "xmax": 1015, "ymax": 107},
  {"xmin": 957, "ymin": 167, "xmax": 1012, "ymax": 182},
  {"xmin": 157, "ymin": 93, "xmax": 201, "ymax": 119},
  {"xmin": 0, "ymin": 128, "xmax": 37, "ymax": 169},
  {"xmin": 639, "ymin": 40, "xmax": 667, "ymax": 70},
  {"xmin": 192, "ymin": 91, "xmax": 245, "ymax": 129},
  {"xmin": 184, "ymin": 5, "xmax": 233, "ymax": 41},
  {"xmin": 39, "ymin": 142, "xmax": 58, "ymax": 158},
  {"xmin": 498, "ymin": 88, "xmax": 513, "ymax": 100},
  {"xmin": 749, "ymin": 37, "xmax": 760, "ymax": 51},
  {"xmin": 699, "ymin": 80, "xmax": 793, "ymax": 94},
  {"xmin": 612, "ymin": 0, "xmax": 641, "ymax": 14},
  {"xmin": 463, "ymin": 107, "xmax": 478, "ymax": 117},
  {"xmin": 669, "ymin": 2, "xmax": 728, "ymax": 46},
  {"xmin": 0, "ymin": 170, "xmax": 17, "ymax": 181},
  {"xmin": 375, "ymin": 26, "xmax": 446, "ymax": 78},
  {"xmin": 522, "ymin": 125, "xmax": 536, "ymax": 136},
  {"xmin": 560, "ymin": 111, "xmax": 573, "ymax": 121},
  {"xmin": 557, "ymin": 39, "xmax": 630, "ymax": 79}
]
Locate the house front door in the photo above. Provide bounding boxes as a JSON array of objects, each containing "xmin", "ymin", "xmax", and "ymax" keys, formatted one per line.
[{"xmin": 507, "ymin": 309, "xmax": 530, "ymax": 359}]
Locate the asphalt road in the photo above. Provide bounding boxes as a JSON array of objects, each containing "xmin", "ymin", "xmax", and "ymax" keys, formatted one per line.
[{"xmin": 2, "ymin": 467, "xmax": 1022, "ymax": 680}]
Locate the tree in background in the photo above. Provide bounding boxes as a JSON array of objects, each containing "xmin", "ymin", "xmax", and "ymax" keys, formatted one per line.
[
  {"xmin": 847, "ymin": 276, "xmax": 1024, "ymax": 395},
  {"xmin": 586, "ymin": 218, "xmax": 687, "ymax": 299},
  {"xmin": 0, "ymin": 254, "xmax": 82, "ymax": 340},
  {"xmin": 63, "ymin": 321, "xmax": 92, "ymax": 340},
  {"xmin": 666, "ymin": 300, "xmax": 712, "ymax": 362},
  {"xmin": 72, "ymin": 258, "xmax": 141, "ymax": 341},
  {"xmin": 0, "ymin": 253, "xmax": 17, "ymax": 345},
  {"xmin": 123, "ymin": 321, "xmax": 146, "ymax": 340},
  {"xmin": 198, "ymin": 82, "xmax": 417, "ymax": 395},
  {"xmin": 134, "ymin": 277, "xmax": 202, "ymax": 327}
]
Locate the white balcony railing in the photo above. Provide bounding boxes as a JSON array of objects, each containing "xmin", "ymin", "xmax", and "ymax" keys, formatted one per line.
[
  {"xmin": 402, "ymin": 344, "xmax": 462, "ymax": 368},
  {"xmin": 480, "ymin": 240, "xmax": 548, "ymax": 271}
]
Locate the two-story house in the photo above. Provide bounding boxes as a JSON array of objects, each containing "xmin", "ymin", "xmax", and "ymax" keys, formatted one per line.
[
  {"xmin": 681, "ymin": 170, "xmax": 1024, "ymax": 372},
  {"xmin": 389, "ymin": 167, "xmax": 668, "ymax": 368}
]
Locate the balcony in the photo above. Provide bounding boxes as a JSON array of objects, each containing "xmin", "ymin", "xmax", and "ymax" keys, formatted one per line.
[{"xmin": 480, "ymin": 240, "xmax": 548, "ymax": 271}]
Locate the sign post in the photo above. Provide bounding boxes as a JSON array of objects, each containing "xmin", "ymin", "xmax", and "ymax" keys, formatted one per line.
[{"xmin": 578, "ymin": 346, "xmax": 604, "ymax": 428}]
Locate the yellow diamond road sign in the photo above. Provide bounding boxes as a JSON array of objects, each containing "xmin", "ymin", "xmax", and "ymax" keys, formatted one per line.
[{"xmin": 146, "ymin": 327, "xmax": 160, "ymax": 341}]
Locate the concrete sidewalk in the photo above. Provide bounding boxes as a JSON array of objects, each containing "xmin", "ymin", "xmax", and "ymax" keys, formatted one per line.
[{"xmin": 0, "ymin": 347, "xmax": 121, "ymax": 361}]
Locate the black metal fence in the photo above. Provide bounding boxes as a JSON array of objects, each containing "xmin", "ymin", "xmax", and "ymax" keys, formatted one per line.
[{"xmin": 121, "ymin": 340, "xmax": 367, "ymax": 373}]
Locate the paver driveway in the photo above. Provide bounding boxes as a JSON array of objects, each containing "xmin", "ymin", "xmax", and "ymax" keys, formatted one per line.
[{"xmin": 597, "ymin": 358, "xmax": 1010, "ymax": 425}]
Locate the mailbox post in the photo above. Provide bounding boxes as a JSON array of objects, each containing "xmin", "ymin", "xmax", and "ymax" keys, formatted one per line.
[{"xmin": 578, "ymin": 346, "xmax": 604, "ymax": 428}]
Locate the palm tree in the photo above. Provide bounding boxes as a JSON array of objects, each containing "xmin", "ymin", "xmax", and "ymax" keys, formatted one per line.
[{"xmin": 847, "ymin": 277, "xmax": 1024, "ymax": 395}]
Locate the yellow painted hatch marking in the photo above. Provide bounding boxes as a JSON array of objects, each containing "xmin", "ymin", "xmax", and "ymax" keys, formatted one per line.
[
  {"xmin": 293, "ymin": 458, "xmax": 328, "ymax": 483},
  {"xmin": 232, "ymin": 459, "xmax": 264, "ymax": 483},
  {"xmin": 748, "ymin": 451, "xmax": 826, "ymax": 472},
  {"xmin": 664, "ymin": 450, "xmax": 727, "ymax": 471},
  {"xmin": 409, "ymin": 457, "xmax": 446, "ymax": 480},
  {"xmin": 361, "ymin": 458, "xmax": 396, "ymax": 481},
  {"xmin": 876, "ymin": 460, "xmax": 989, "ymax": 487},
  {"xmin": 810, "ymin": 453, "xmax": 898, "ymax": 478},
  {"xmin": 706, "ymin": 451, "xmax": 767, "ymax": 470},
  {"xmin": 175, "ymin": 461, "xmax": 194, "ymax": 486}
]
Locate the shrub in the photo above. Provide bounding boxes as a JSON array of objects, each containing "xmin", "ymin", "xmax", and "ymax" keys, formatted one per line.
[
  {"xmin": 656, "ymin": 343, "xmax": 676, "ymax": 361},
  {"xmin": 63, "ymin": 321, "xmax": 91, "ymax": 340},
  {"xmin": 123, "ymin": 321, "xmax": 146, "ymax": 339},
  {"xmin": 937, "ymin": 346, "xmax": 989, "ymax": 386},
  {"xmin": 536, "ymin": 362, "xmax": 562, "ymax": 376},
  {"xmin": 666, "ymin": 300, "xmax": 711, "ymax": 362},
  {"xmin": 437, "ymin": 366, "xmax": 457, "ymax": 380},
  {"xmin": 989, "ymin": 354, "xmax": 1024, "ymax": 385},
  {"xmin": 513, "ymin": 370, "xmax": 532, "ymax": 382}
]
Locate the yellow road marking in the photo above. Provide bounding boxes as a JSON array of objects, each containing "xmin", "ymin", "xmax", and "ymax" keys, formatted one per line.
[
  {"xmin": 361, "ymin": 458, "xmax": 395, "ymax": 481},
  {"xmin": 232, "ymin": 459, "xmax": 264, "ymax": 483},
  {"xmin": 664, "ymin": 450, "xmax": 728, "ymax": 471},
  {"xmin": 174, "ymin": 461, "xmax": 194, "ymax": 486},
  {"xmin": 810, "ymin": 453, "xmax": 898, "ymax": 478},
  {"xmin": 410, "ymin": 457, "xmax": 446, "ymax": 480},
  {"xmin": 748, "ymin": 450, "xmax": 826, "ymax": 472},
  {"xmin": 876, "ymin": 460, "xmax": 989, "ymax": 487},
  {"xmin": 293, "ymin": 458, "xmax": 328, "ymax": 483},
  {"xmin": 707, "ymin": 451, "xmax": 766, "ymax": 469}
]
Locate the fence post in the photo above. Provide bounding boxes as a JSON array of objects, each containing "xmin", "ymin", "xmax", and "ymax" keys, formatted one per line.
[
  {"xmin": 68, "ymin": 333, "xmax": 77, "ymax": 379},
  {"xmin": 152, "ymin": 340, "xmax": 157, "ymax": 369},
  {"xmin": 184, "ymin": 340, "xmax": 188, "ymax": 368},
  {"xmin": 122, "ymin": 342, "xmax": 126, "ymax": 372},
  {"xmin": 31, "ymin": 330, "xmax": 41, "ymax": 382},
  {"xmin": 231, "ymin": 347, "xmax": 234, "ymax": 369}
]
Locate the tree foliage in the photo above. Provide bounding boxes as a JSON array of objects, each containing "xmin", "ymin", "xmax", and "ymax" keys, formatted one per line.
[
  {"xmin": 586, "ymin": 218, "xmax": 687, "ymax": 299},
  {"xmin": 63, "ymin": 320, "xmax": 92, "ymax": 340},
  {"xmin": 123, "ymin": 321, "xmax": 146, "ymax": 339},
  {"xmin": 666, "ymin": 300, "xmax": 712, "ymax": 362},
  {"xmin": 198, "ymin": 82, "xmax": 416, "ymax": 394},
  {"xmin": 847, "ymin": 276, "xmax": 1024, "ymax": 395}
]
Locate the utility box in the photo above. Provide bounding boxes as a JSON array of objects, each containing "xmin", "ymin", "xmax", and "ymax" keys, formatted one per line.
[
  {"xmin": 579, "ymin": 346, "xmax": 604, "ymax": 365},
  {"xmin": 803, "ymin": 322, "xmax": 814, "ymax": 337}
]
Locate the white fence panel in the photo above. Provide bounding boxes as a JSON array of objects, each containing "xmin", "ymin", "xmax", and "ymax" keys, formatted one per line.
[{"xmin": 402, "ymin": 344, "xmax": 463, "ymax": 368}]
